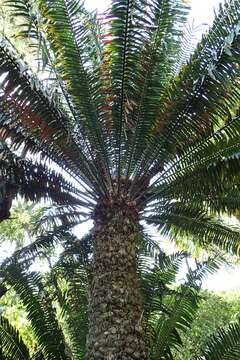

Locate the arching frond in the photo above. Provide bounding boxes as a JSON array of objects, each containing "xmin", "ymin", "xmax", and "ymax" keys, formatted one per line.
[
  {"xmin": 0, "ymin": 144, "xmax": 91, "ymax": 211},
  {"xmin": 134, "ymin": 0, "xmax": 240, "ymax": 179},
  {"xmin": 1, "ymin": 264, "xmax": 69, "ymax": 360},
  {"xmin": 38, "ymin": 0, "xmax": 113, "ymax": 188},
  {"xmin": 0, "ymin": 37, "xmax": 105, "ymax": 195},
  {"xmin": 4, "ymin": 0, "xmax": 40, "ymax": 41},
  {"xmin": 144, "ymin": 255, "xmax": 225, "ymax": 360},
  {"xmin": 146, "ymin": 113, "xmax": 240, "ymax": 197},
  {"xmin": 1, "ymin": 226, "xmax": 74, "ymax": 268},
  {"xmin": 0, "ymin": 315, "xmax": 30, "ymax": 360},
  {"xmin": 124, "ymin": 0, "xmax": 190, "ymax": 176},
  {"xmin": 34, "ymin": 204, "xmax": 90, "ymax": 233},
  {"xmin": 146, "ymin": 203, "xmax": 240, "ymax": 255},
  {"xmin": 196, "ymin": 320, "xmax": 240, "ymax": 360},
  {"xmin": 52, "ymin": 241, "xmax": 89, "ymax": 360}
]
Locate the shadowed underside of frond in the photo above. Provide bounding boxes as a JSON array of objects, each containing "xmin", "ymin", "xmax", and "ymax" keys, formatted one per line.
[{"xmin": 1, "ymin": 0, "xmax": 240, "ymax": 200}]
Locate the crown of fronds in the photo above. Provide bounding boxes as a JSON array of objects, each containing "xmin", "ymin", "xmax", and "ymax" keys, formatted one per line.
[{"xmin": 0, "ymin": 0, "xmax": 240, "ymax": 254}]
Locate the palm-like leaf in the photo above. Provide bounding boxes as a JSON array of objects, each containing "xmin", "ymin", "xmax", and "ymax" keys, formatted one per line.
[
  {"xmin": 1, "ymin": 0, "xmax": 240, "ymax": 238},
  {"xmin": 196, "ymin": 320, "xmax": 240, "ymax": 360},
  {"xmin": 52, "ymin": 240, "xmax": 89, "ymax": 360},
  {"xmin": 0, "ymin": 143, "xmax": 88, "ymax": 211},
  {"xmin": 33, "ymin": 205, "xmax": 90, "ymax": 233},
  {"xmin": 0, "ymin": 229, "xmax": 234, "ymax": 359},
  {"xmin": 143, "ymin": 255, "xmax": 225, "ymax": 360},
  {"xmin": 137, "ymin": 1, "xmax": 240, "ymax": 176},
  {"xmin": 0, "ymin": 37, "xmax": 103, "ymax": 196},
  {"xmin": 0, "ymin": 315, "xmax": 30, "ymax": 360},
  {"xmin": 146, "ymin": 203, "xmax": 240, "ymax": 255},
  {"xmin": 0, "ymin": 264, "xmax": 69, "ymax": 360},
  {"xmin": 1, "ymin": 226, "xmax": 79, "ymax": 270},
  {"xmin": 38, "ymin": 0, "xmax": 112, "ymax": 177}
]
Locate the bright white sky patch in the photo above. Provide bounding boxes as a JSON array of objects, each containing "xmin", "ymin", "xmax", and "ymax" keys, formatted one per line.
[
  {"xmin": 84, "ymin": 0, "xmax": 224, "ymax": 26},
  {"xmin": 203, "ymin": 265, "xmax": 240, "ymax": 291}
]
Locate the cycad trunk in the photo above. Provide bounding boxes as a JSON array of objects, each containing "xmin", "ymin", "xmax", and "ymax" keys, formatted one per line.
[{"xmin": 86, "ymin": 199, "xmax": 146, "ymax": 359}]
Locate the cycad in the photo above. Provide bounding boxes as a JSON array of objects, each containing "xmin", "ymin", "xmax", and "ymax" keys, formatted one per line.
[{"xmin": 1, "ymin": 0, "xmax": 240, "ymax": 358}]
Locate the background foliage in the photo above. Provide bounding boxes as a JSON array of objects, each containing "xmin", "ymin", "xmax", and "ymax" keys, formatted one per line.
[{"xmin": 176, "ymin": 290, "xmax": 240, "ymax": 359}]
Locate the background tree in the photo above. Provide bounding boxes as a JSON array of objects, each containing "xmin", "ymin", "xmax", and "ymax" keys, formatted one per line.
[
  {"xmin": 176, "ymin": 290, "xmax": 240, "ymax": 359},
  {"xmin": 0, "ymin": 200, "xmax": 43, "ymax": 249}
]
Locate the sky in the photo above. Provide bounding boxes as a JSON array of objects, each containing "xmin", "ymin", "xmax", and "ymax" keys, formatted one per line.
[{"xmin": 85, "ymin": 0, "xmax": 223, "ymax": 26}]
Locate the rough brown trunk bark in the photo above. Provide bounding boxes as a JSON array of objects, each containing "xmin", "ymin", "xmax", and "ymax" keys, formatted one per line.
[{"xmin": 86, "ymin": 201, "xmax": 146, "ymax": 359}]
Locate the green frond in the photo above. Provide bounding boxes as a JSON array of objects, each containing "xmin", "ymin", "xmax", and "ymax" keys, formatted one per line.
[
  {"xmin": 144, "ymin": 255, "xmax": 224, "ymax": 360},
  {"xmin": 140, "ymin": 251, "xmax": 185, "ymax": 326},
  {"xmin": 143, "ymin": 116, "xmax": 240, "ymax": 211},
  {"xmin": 4, "ymin": 0, "xmax": 53, "ymax": 73},
  {"xmin": 4, "ymin": 0, "xmax": 39, "ymax": 40},
  {"xmin": 172, "ymin": 185, "xmax": 240, "ymax": 217},
  {"xmin": 0, "ymin": 315, "xmax": 30, "ymax": 360},
  {"xmin": 173, "ymin": 21, "xmax": 204, "ymax": 75},
  {"xmin": 31, "ymin": 350, "xmax": 45, "ymax": 360},
  {"xmin": 38, "ymin": 0, "xmax": 112, "ymax": 186},
  {"xmin": 185, "ymin": 255, "xmax": 227, "ymax": 288},
  {"xmin": 52, "ymin": 241, "xmax": 89, "ymax": 360},
  {"xmin": 170, "ymin": 115, "xmax": 240, "ymax": 176},
  {"xmin": 1, "ymin": 264, "xmax": 69, "ymax": 360},
  {"xmin": 107, "ymin": 0, "xmax": 190, "ymax": 178},
  {"xmin": 148, "ymin": 286, "xmax": 199, "ymax": 359},
  {"xmin": 136, "ymin": 0, "xmax": 240, "ymax": 177},
  {"xmin": 49, "ymin": 236, "xmax": 91, "ymax": 360},
  {"xmin": 0, "ymin": 3, "xmax": 239, "ymax": 358},
  {"xmin": 124, "ymin": 0, "xmax": 190, "ymax": 176},
  {"xmin": 146, "ymin": 203, "xmax": 240, "ymax": 255},
  {"xmin": 108, "ymin": 0, "xmax": 154, "ymax": 176},
  {"xmin": 0, "ymin": 38, "xmax": 104, "ymax": 193},
  {"xmin": 34, "ymin": 204, "xmax": 90, "ymax": 233},
  {"xmin": 140, "ymin": 250, "xmax": 223, "ymax": 358},
  {"xmin": 0, "ymin": 145, "xmax": 90, "ymax": 210},
  {"xmin": 196, "ymin": 320, "xmax": 240, "ymax": 360},
  {"xmin": 152, "ymin": 155, "xmax": 240, "ymax": 212},
  {"xmin": 205, "ymin": 189, "xmax": 240, "ymax": 215},
  {"xmin": 137, "ymin": 231, "xmax": 162, "ymax": 258},
  {"xmin": 1, "ymin": 226, "xmax": 74, "ymax": 268}
]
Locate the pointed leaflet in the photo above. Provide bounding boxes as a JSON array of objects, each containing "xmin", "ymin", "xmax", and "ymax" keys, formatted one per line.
[
  {"xmin": 1, "ymin": 265, "xmax": 69, "ymax": 360},
  {"xmin": 52, "ymin": 243, "xmax": 89, "ymax": 360},
  {"xmin": 196, "ymin": 320, "xmax": 240, "ymax": 360},
  {"xmin": 124, "ymin": 0, "xmax": 190, "ymax": 176},
  {"xmin": 0, "ymin": 316, "xmax": 30, "ymax": 360},
  {"xmin": 135, "ymin": 0, "xmax": 240, "ymax": 179},
  {"xmin": 0, "ymin": 145, "xmax": 89, "ymax": 207},
  {"xmin": 38, "ymin": 0, "xmax": 112, "ymax": 188},
  {"xmin": 146, "ymin": 256, "xmax": 223, "ymax": 359},
  {"xmin": 143, "ymin": 116, "xmax": 240, "ymax": 206},
  {"xmin": 0, "ymin": 38, "xmax": 104, "ymax": 195},
  {"xmin": 146, "ymin": 202, "xmax": 240, "ymax": 255}
]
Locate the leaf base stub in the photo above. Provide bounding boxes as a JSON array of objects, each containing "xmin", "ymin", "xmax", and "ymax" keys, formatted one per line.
[{"xmin": 86, "ymin": 210, "xmax": 146, "ymax": 359}]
